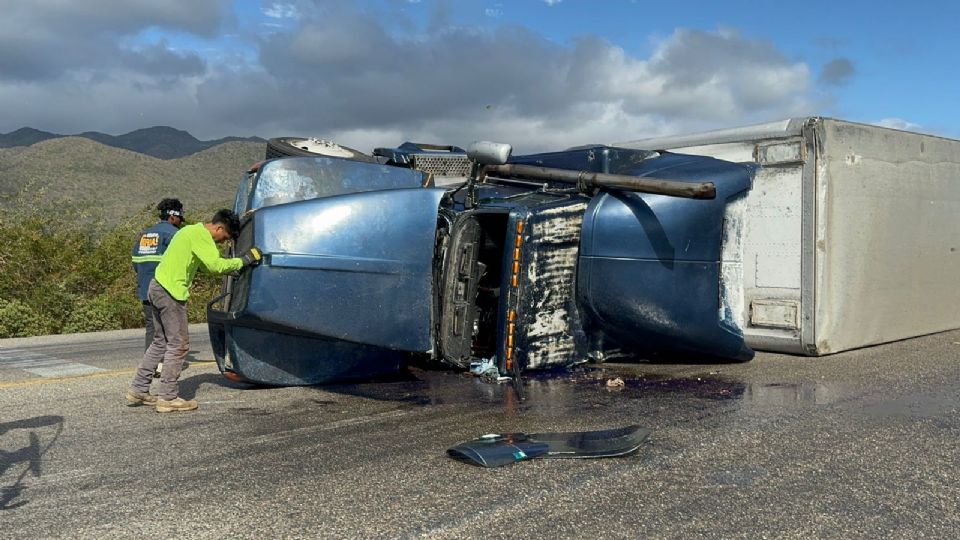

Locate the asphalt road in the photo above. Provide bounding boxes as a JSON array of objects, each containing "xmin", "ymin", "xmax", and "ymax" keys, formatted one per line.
[{"xmin": 1, "ymin": 326, "xmax": 958, "ymax": 538}]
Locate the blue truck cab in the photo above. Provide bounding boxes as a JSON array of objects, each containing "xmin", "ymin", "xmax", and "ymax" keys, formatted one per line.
[{"xmin": 208, "ymin": 142, "xmax": 756, "ymax": 385}]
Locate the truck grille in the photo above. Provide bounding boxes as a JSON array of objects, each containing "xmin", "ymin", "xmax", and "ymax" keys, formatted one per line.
[
  {"xmin": 515, "ymin": 201, "xmax": 588, "ymax": 369},
  {"xmin": 410, "ymin": 154, "xmax": 472, "ymax": 178}
]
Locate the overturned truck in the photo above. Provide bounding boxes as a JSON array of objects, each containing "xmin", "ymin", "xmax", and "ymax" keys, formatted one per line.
[
  {"xmin": 210, "ymin": 118, "xmax": 960, "ymax": 385},
  {"xmin": 208, "ymin": 135, "xmax": 757, "ymax": 385}
]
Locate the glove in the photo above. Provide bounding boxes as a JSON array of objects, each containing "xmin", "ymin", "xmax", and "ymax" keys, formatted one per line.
[{"xmin": 240, "ymin": 247, "xmax": 263, "ymax": 267}]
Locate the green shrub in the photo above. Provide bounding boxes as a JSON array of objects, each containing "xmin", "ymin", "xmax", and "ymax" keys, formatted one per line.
[
  {"xmin": 0, "ymin": 204, "xmax": 236, "ymax": 337},
  {"xmin": 62, "ymin": 293, "xmax": 132, "ymax": 334},
  {"xmin": 17, "ymin": 282, "xmax": 81, "ymax": 335},
  {"xmin": 187, "ymin": 273, "xmax": 224, "ymax": 323},
  {"xmin": 0, "ymin": 299, "xmax": 48, "ymax": 338}
]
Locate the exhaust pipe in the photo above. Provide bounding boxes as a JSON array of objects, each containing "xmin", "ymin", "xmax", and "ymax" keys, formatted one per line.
[{"xmin": 483, "ymin": 163, "xmax": 716, "ymax": 200}]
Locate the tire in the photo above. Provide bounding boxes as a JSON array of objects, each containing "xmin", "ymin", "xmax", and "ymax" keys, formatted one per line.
[{"xmin": 265, "ymin": 137, "xmax": 376, "ymax": 162}]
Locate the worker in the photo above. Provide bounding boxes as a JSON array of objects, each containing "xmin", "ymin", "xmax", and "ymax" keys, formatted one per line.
[
  {"xmin": 132, "ymin": 198, "xmax": 184, "ymax": 377},
  {"xmin": 126, "ymin": 209, "xmax": 262, "ymax": 413}
]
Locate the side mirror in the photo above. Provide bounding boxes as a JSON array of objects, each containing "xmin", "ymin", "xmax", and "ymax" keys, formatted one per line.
[{"xmin": 467, "ymin": 141, "xmax": 512, "ymax": 166}]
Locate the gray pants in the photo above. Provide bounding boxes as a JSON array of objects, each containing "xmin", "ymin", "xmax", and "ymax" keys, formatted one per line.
[
  {"xmin": 131, "ymin": 280, "xmax": 189, "ymax": 400},
  {"xmin": 142, "ymin": 301, "xmax": 155, "ymax": 352}
]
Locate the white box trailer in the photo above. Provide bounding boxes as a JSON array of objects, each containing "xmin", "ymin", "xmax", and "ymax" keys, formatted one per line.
[{"xmin": 616, "ymin": 117, "xmax": 960, "ymax": 355}]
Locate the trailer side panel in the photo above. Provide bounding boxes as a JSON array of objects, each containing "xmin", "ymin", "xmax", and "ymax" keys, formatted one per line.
[{"xmin": 813, "ymin": 118, "xmax": 960, "ymax": 353}]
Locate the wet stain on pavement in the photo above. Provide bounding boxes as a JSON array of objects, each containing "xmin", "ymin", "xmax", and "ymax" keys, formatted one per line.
[
  {"xmin": 860, "ymin": 392, "xmax": 960, "ymax": 420},
  {"xmin": 293, "ymin": 363, "xmax": 867, "ymax": 420},
  {"xmin": 318, "ymin": 366, "xmax": 753, "ymax": 412},
  {"xmin": 574, "ymin": 372, "xmax": 748, "ymax": 401}
]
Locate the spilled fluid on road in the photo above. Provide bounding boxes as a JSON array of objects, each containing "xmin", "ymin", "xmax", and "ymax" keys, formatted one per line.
[{"xmin": 312, "ymin": 361, "xmax": 859, "ymax": 417}]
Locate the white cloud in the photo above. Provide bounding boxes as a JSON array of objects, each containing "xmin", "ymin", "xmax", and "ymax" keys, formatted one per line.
[
  {"xmin": 544, "ymin": 0, "xmax": 563, "ymax": 5},
  {"xmin": 485, "ymin": 3, "xmax": 504, "ymax": 17},
  {"xmin": 263, "ymin": 3, "xmax": 300, "ymax": 19},
  {"xmin": 0, "ymin": 0, "xmax": 230, "ymax": 82},
  {"xmin": 873, "ymin": 118, "xmax": 922, "ymax": 132},
  {"xmin": 0, "ymin": 3, "xmax": 823, "ymax": 152}
]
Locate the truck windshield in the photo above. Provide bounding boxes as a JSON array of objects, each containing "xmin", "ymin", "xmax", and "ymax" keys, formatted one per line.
[
  {"xmin": 234, "ymin": 172, "xmax": 255, "ymax": 214},
  {"xmin": 249, "ymin": 157, "xmax": 427, "ymax": 211}
]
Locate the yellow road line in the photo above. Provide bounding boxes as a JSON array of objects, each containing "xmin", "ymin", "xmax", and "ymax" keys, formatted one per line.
[{"xmin": 0, "ymin": 361, "xmax": 218, "ymax": 389}]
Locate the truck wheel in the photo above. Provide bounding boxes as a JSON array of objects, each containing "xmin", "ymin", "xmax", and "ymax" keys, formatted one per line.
[{"xmin": 265, "ymin": 137, "xmax": 376, "ymax": 162}]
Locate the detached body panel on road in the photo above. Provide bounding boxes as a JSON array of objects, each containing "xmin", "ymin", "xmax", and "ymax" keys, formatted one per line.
[{"xmin": 618, "ymin": 117, "xmax": 960, "ymax": 355}]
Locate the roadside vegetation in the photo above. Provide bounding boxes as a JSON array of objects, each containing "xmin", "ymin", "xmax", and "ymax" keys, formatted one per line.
[
  {"xmin": 0, "ymin": 207, "xmax": 226, "ymax": 338},
  {"xmin": 0, "ymin": 135, "xmax": 264, "ymax": 338}
]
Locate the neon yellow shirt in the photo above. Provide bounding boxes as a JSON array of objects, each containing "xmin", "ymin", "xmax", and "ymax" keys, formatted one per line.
[{"xmin": 154, "ymin": 223, "xmax": 243, "ymax": 301}]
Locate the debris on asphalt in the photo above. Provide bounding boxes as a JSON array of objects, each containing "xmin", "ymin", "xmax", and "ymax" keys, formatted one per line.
[
  {"xmin": 606, "ymin": 377, "xmax": 625, "ymax": 387},
  {"xmin": 447, "ymin": 425, "xmax": 650, "ymax": 468},
  {"xmin": 470, "ymin": 358, "xmax": 512, "ymax": 383}
]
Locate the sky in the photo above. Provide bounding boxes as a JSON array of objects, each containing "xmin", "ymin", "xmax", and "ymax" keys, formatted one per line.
[{"xmin": 1, "ymin": 0, "xmax": 957, "ymax": 153}]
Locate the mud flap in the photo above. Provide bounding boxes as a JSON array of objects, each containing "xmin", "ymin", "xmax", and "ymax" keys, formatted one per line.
[{"xmin": 447, "ymin": 425, "xmax": 650, "ymax": 467}]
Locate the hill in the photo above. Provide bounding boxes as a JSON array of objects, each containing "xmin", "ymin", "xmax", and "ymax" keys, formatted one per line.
[
  {"xmin": 0, "ymin": 136, "xmax": 264, "ymax": 228},
  {"xmin": 0, "ymin": 126, "xmax": 265, "ymax": 159},
  {"xmin": 0, "ymin": 127, "xmax": 60, "ymax": 147}
]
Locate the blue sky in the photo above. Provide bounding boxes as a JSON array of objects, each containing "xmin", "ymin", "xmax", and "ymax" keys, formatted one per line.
[{"xmin": 1, "ymin": 0, "xmax": 956, "ymax": 153}]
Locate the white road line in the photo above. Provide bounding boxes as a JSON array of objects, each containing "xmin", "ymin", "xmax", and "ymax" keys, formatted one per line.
[{"xmin": 0, "ymin": 347, "xmax": 106, "ymax": 378}]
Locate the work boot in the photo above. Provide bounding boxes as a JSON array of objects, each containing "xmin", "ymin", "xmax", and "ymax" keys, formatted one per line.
[
  {"xmin": 153, "ymin": 362, "xmax": 163, "ymax": 378},
  {"xmin": 126, "ymin": 389, "xmax": 157, "ymax": 406},
  {"xmin": 155, "ymin": 397, "xmax": 198, "ymax": 413}
]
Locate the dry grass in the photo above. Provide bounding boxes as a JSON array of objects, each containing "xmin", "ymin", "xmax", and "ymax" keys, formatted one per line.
[{"xmin": 0, "ymin": 137, "xmax": 264, "ymax": 228}]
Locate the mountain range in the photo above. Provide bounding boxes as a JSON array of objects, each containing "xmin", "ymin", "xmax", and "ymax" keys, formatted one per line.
[
  {"xmin": 0, "ymin": 126, "xmax": 265, "ymax": 160},
  {"xmin": 0, "ymin": 135, "xmax": 265, "ymax": 229}
]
